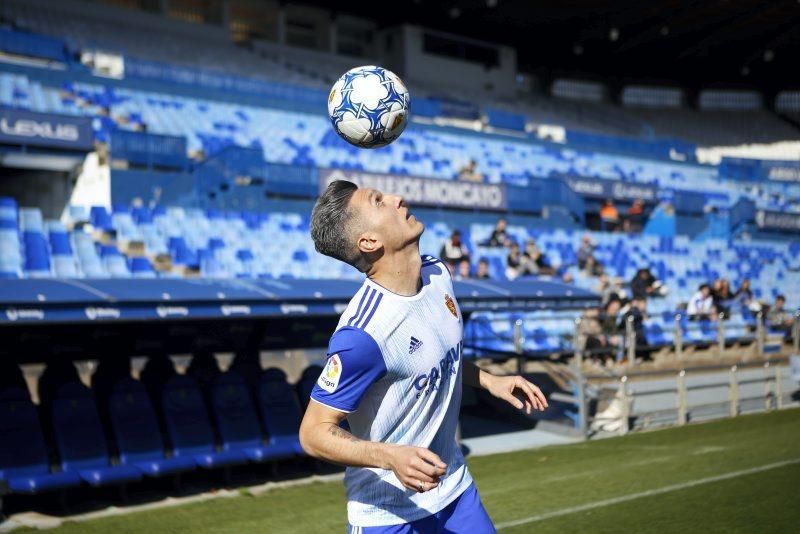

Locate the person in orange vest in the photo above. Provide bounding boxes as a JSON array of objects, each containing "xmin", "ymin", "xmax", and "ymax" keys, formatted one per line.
[{"xmin": 600, "ymin": 199, "xmax": 619, "ymax": 232}]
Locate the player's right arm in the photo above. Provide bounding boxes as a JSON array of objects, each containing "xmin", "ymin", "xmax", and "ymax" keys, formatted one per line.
[
  {"xmin": 299, "ymin": 401, "xmax": 446, "ymax": 491},
  {"xmin": 299, "ymin": 326, "xmax": 446, "ymax": 492}
]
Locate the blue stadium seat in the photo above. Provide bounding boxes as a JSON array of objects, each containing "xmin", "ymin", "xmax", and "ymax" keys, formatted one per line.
[
  {"xmin": 0, "ymin": 197, "xmax": 17, "ymax": 221},
  {"xmin": 297, "ymin": 365, "xmax": 323, "ymax": 410},
  {"xmin": 90, "ymin": 206, "xmax": 113, "ymax": 231},
  {"xmin": 129, "ymin": 256, "xmax": 156, "ymax": 278},
  {"xmin": 22, "ymin": 231, "xmax": 50, "ymax": 276},
  {"xmin": 50, "ymin": 381, "xmax": 143, "ymax": 487},
  {"xmin": 106, "ymin": 377, "xmax": 195, "ymax": 477},
  {"xmin": 209, "ymin": 370, "xmax": 298, "ymax": 462},
  {"xmin": 159, "ymin": 374, "xmax": 247, "ymax": 469},
  {"xmin": 256, "ymin": 369, "xmax": 304, "ymax": 457},
  {"xmin": 0, "ymin": 386, "xmax": 82, "ymax": 494}
]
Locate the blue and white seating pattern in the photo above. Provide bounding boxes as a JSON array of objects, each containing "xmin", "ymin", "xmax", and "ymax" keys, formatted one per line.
[{"xmin": 2, "ymin": 72, "xmax": 799, "ymax": 212}]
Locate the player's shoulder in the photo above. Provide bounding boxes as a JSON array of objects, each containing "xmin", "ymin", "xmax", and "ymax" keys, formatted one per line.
[
  {"xmin": 421, "ymin": 254, "xmax": 444, "ymax": 267},
  {"xmin": 337, "ymin": 282, "xmax": 387, "ymax": 333},
  {"xmin": 421, "ymin": 254, "xmax": 453, "ymax": 283},
  {"xmin": 329, "ymin": 324, "xmax": 381, "ymax": 356}
]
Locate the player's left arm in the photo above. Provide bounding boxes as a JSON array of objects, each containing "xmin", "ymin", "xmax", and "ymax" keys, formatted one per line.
[{"xmin": 461, "ymin": 360, "xmax": 548, "ymax": 414}]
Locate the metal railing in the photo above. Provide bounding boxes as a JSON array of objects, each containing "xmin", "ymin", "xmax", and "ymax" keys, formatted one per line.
[
  {"xmin": 550, "ymin": 310, "xmax": 799, "ymax": 438},
  {"xmin": 575, "ymin": 358, "xmax": 794, "ymax": 437},
  {"xmin": 479, "ymin": 310, "xmax": 798, "ymax": 439}
]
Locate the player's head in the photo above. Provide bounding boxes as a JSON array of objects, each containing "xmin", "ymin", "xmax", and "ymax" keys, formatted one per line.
[{"xmin": 310, "ymin": 180, "xmax": 424, "ymax": 273}]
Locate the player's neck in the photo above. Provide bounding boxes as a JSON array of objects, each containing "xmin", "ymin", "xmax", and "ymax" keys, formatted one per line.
[{"xmin": 367, "ymin": 244, "xmax": 422, "ymax": 297}]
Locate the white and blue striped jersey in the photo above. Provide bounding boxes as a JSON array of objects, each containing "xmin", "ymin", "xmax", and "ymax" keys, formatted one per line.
[{"xmin": 311, "ymin": 255, "xmax": 472, "ymax": 527}]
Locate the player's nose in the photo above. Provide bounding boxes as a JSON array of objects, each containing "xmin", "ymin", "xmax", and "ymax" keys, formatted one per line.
[{"xmin": 392, "ymin": 195, "xmax": 406, "ymax": 209}]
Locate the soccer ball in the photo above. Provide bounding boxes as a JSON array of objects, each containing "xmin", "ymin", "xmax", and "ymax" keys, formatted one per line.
[{"xmin": 327, "ymin": 65, "xmax": 410, "ymax": 149}]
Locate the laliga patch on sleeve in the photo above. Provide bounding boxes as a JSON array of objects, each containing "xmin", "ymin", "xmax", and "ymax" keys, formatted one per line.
[{"xmin": 317, "ymin": 354, "xmax": 342, "ymax": 393}]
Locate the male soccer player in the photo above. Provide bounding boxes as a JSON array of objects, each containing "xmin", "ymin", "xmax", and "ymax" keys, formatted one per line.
[{"xmin": 300, "ymin": 180, "xmax": 549, "ymax": 533}]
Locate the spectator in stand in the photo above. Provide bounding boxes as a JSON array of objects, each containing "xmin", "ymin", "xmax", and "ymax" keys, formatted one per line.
[
  {"xmin": 457, "ymin": 159, "xmax": 483, "ymax": 182},
  {"xmin": 440, "ymin": 230, "xmax": 470, "ymax": 272},
  {"xmin": 734, "ymin": 278, "xmax": 755, "ymax": 312},
  {"xmin": 506, "ymin": 242, "xmax": 522, "ymax": 280},
  {"xmin": 624, "ymin": 199, "xmax": 645, "ymax": 232},
  {"xmin": 712, "ymin": 278, "xmax": 733, "ymax": 319},
  {"xmin": 630, "ymin": 268, "xmax": 656, "ymax": 300},
  {"xmin": 484, "ymin": 218, "xmax": 510, "ymax": 247},
  {"xmin": 600, "ymin": 199, "xmax": 620, "ymax": 232},
  {"xmin": 520, "ymin": 238, "xmax": 556, "ymax": 276},
  {"xmin": 576, "ymin": 234, "xmax": 595, "ymax": 270},
  {"xmin": 580, "ymin": 299, "xmax": 622, "ymax": 365},
  {"xmin": 687, "ymin": 284, "xmax": 715, "ymax": 320},
  {"xmin": 767, "ymin": 295, "xmax": 795, "ymax": 341},
  {"xmin": 455, "ymin": 258, "xmax": 471, "ymax": 281},
  {"xmin": 475, "ymin": 258, "xmax": 491, "ymax": 279}
]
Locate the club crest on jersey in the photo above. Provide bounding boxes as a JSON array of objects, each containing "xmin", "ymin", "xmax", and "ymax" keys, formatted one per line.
[
  {"xmin": 317, "ymin": 354, "xmax": 342, "ymax": 393},
  {"xmin": 444, "ymin": 294, "xmax": 458, "ymax": 319}
]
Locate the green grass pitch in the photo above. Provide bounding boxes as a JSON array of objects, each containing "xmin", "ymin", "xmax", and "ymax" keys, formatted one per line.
[{"xmin": 27, "ymin": 408, "xmax": 800, "ymax": 533}]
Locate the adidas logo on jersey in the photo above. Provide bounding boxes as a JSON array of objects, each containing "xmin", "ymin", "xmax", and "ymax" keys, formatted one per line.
[{"xmin": 409, "ymin": 336, "xmax": 424, "ymax": 354}]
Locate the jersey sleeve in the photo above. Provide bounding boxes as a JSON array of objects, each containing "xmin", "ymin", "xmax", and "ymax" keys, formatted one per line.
[{"xmin": 310, "ymin": 327, "xmax": 387, "ymax": 413}]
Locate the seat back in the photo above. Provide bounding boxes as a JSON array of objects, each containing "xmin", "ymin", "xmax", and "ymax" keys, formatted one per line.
[
  {"xmin": 210, "ymin": 371, "xmax": 262, "ymax": 450},
  {"xmin": 50, "ymin": 382, "xmax": 110, "ymax": 471},
  {"xmin": 160, "ymin": 374, "xmax": 215, "ymax": 457},
  {"xmin": 257, "ymin": 369, "xmax": 302, "ymax": 442},
  {"xmin": 0, "ymin": 386, "xmax": 51, "ymax": 479},
  {"xmin": 108, "ymin": 377, "xmax": 166, "ymax": 464},
  {"xmin": 297, "ymin": 365, "xmax": 323, "ymax": 410}
]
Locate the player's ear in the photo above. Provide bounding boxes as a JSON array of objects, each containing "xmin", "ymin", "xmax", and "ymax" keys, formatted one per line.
[{"xmin": 357, "ymin": 231, "xmax": 382, "ymax": 255}]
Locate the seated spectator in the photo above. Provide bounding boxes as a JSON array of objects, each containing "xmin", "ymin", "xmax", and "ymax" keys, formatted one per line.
[
  {"xmin": 767, "ymin": 295, "xmax": 795, "ymax": 341},
  {"xmin": 440, "ymin": 230, "xmax": 470, "ymax": 272},
  {"xmin": 734, "ymin": 278, "xmax": 754, "ymax": 311},
  {"xmin": 475, "ymin": 258, "xmax": 491, "ymax": 279},
  {"xmin": 455, "ymin": 258, "xmax": 471, "ymax": 281},
  {"xmin": 519, "ymin": 238, "xmax": 556, "ymax": 276},
  {"xmin": 630, "ymin": 268, "xmax": 655, "ymax": 300},
  {"xmin": 687, "ymin": 284, "xmax": 716, "ymax": 320},
  {"xmin": 506, "ymin": 242, "xmax": 522, "ymax": 280},
  {"xmin": 580, "ymin": 299, "xmax": 623, "ymax": 364},
  {"xmin": 600, "ymin": 199, "xmax": 620, "ymax": 232},
  {"xmin": 483, "ymin": 218, "xmax": 510, "ymax": 247},
  {"xmin": 576, "ymin": 234, "xmax": 595, "ymax": 270},
  {"xmin": 458, "ymin": 159, "xmax": 483, "ymax": 182},
  {"xmin": 624, "ymin": 199, "xmax": 645, "ymax": 232},
  {"xmin": 712, "ymin": 278, "xmax": 733, "ymax": 319}
]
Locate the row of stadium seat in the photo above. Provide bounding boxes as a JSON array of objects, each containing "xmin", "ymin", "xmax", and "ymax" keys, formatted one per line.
[
  {"xmin": 464, "ymin": 310, "xmax": 760, "ymax": 357},
  {"xmin": 5, "ymin": 0, "xmax": 800, "ymax": 151},
  {"xmin": 0, "ymin": 355, "xmax": 317, "ymax": 496},
  {"xmin": 2, "ymin": 197, "xmax": 798, "ymax": 314},
  {"xmin": 2, "ymin": 72, "xmax": 799, "ymax": 214}
]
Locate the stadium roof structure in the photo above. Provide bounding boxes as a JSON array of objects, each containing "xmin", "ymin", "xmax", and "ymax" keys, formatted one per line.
[
  {"xmin": 0, "ymin": 278, "xmax": 598, "ymax": 324},
  {"xmin": 309, "ymin": 0, "xmax": 800, "ymax": 92}
]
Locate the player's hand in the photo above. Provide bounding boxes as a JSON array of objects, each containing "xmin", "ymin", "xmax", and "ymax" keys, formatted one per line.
[
  {"xmin": 486, "ymin": 375, "xmax": 548, "ymax": 414},
  {"xmin": 385, "ymin": 445, "xmax": 447, "ymax": 493}
]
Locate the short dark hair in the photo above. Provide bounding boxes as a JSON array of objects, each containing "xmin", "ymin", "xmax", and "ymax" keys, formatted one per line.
[
  {"xmin": 310, "ymin": 180, "xmax": 369, "ymax": 272},
  {"xmin": 776, "ymin": 294, "xmax": 786, "ymax": 302}
]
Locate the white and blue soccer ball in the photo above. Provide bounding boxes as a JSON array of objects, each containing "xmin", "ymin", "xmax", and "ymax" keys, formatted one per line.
[{"xmin": 327, "ymin": 65, "xmax": 410, "ymax": 149}]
